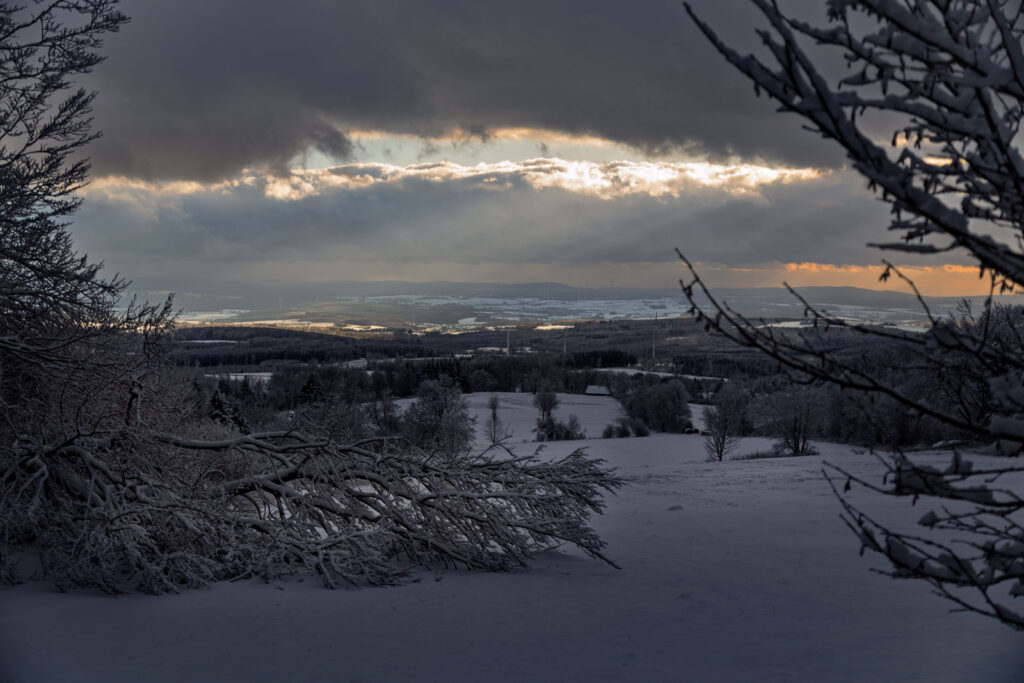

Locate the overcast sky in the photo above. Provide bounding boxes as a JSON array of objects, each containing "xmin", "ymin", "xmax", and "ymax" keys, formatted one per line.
[{"xmin": 67, "ymin": 0, "xmax": 988, "ymax": 301}]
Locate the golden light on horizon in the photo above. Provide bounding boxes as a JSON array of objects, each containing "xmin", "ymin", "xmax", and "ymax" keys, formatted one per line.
[
  {"xmin": 699, "ymin": 261, "xmax": 1000, "ymax": 297},
  {"xmin": 177, "ymin": 258, "xmax": 1007, "ymax": 299}
]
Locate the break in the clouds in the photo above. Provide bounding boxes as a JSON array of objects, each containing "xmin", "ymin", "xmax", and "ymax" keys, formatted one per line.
[
  {"xmin": 203, "ymin": 158, "xmax": 820, "ymax": 202},
  {"xmin": 86, "ymin": 0, "xmax": 837, "ymax": 181},
  {"xmin": 71, "ymin": 159, "xmax": 896, "ymax": 286},
  {"xmin": 67, "ymin": 0, "xmax": 985, "ymax": 296}
]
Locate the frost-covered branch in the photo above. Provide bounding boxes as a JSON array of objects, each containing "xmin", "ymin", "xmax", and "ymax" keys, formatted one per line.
[
  {"xmin": 686, "ymin": 0, "xmax": 1024, "ymax": 284},
  {"xmin": 0, "ymin": 0, "xmax": 624, "ymax": 595},
  {"xmin": 685, "ymin": 0, "xmax": 1024, "ymax": 629},
  {"xmin": 2, "ymin": 415, "xmax": 622, "ymax": 592},
  {"xmin": 825, "ymin": 456, "xmax": 1024, "ymax": 629}
]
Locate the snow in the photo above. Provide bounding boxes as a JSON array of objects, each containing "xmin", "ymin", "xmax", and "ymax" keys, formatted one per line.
[
  {"xmin": 591, "ymin": 367, "xmax": 726, "ymax": 382},
  {"xmin": 342, "ymin": 324, "xmax": 387, "ymax": 331},
  {"xmin": 233, "ymin": 318, "xmax": 302, "ymax": 325},
  {"xmin": 349, "ymin": 294, "xmax": 695, "ymax": 325},
  {"xmin": 758, "ymin": 320, "xmax": 813, "ymax": 329},
  {"xmin": 465, "ymin": 392, "xmax": 624, "ymax": 445},
  {"xmin": 1, "ymin": 393, "xmax": 1021, "ymax": 681},
  {"xmin": 596, "ymin": 366, "xmax": 677, "ymax": 378},
  {"xmin": 205, "ymin": 372, "xmax": 274, "ymax": 384},
  {"xmin": 688, "ymin": 403, "xmax": 708, "ymax": 432},
  {"xmin": 757, "ymin": 320, "xmax": 931, "ymax": 334},
  {"xmin": 175, "ymin": 309, "xmax": 250, "ymax": 324}
]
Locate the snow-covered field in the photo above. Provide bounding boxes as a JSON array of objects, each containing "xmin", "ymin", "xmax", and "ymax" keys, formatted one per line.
[
  {"xmin": 465, "ymin": 391, "xmax": 626, "ymax": 445},
  {"xmin": 1, "ymin": 394, "xmax": 1020, "ymax": 682},
  {"xmin": 349, "ymin": 294, "xmax": 696, "ymax": 324}
]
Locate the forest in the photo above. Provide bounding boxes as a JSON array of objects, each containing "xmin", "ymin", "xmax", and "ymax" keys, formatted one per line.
[{"xmin": 182, "ymin": 297, "xmax": 1021, "ymax": 456}]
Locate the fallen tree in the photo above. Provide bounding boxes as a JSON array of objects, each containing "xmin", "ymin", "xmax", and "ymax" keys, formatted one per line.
[
  {"xmin": 6, "ymin": 422, "xmax": 621, "ymax": 593},
  {"xmin": 0, "ymin": 0, "xmax": 622, "ymax": 594}
]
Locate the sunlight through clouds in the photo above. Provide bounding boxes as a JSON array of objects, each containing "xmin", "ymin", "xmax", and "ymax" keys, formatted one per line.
[
  {"xmin": 73, "ymin": 160, "xmax": 898, "ymax": 288},
  {"xmin": 91, "ymin": 158, "xmax": 823, "ymax": 203}
]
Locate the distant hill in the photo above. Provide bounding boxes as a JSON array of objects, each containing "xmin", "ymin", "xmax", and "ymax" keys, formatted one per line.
[
  {"xmin": 128, "ymin": 279, "xmax": 686, "ymax": 309},
  {"xmin": 126, "ymin": 278, "xmax": 1018, "ymax": 319},
  {"xmin": 714, "ymin": 286, "xmax": 961, "ymax": 310}
]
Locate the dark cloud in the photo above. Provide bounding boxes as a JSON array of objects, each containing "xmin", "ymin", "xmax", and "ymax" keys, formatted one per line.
[
  {"xmin": 70, "ymin": 168, "xmax": 901, "ymax": 287},
  {"xmin": 86, "ymin": 0, "xmax": 839, "ymax": 181}
]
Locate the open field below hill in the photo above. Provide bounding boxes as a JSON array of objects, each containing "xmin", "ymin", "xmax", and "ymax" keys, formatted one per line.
[{"xmin": 1, "ymin": 394, "xmax": 1020, "ymax": 682}]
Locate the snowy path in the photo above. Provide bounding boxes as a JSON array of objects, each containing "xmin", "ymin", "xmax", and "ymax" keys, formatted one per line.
[{"xmin": 1, "ymin": 398, "xmax": 1021, "ymax": 681}]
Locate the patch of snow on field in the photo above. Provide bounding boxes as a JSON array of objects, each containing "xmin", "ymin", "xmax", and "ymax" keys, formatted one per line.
[
  {"xmin": 465, "ymin": 392, "xmax": 625, "ymax": 446},
  {"xmin": 175, "ymin": 309, "xmax": 249, "ymax": 323},
  {"xmin": 596, "ymin": 366, "xmax": 677, "ymax": 378},
  {"xmin": 342, "ymin": 324, "xmax": 387, "ymax": 331},
  {"xmin": 1, "ymin": 394, "xmax": 1021, "ymax": 682},
  {"xmin": 688, "ymin": 403, "xmax": 708, "ymax": 432},
  {"xmin": 205, "ymin": 372, "xmax": 274, "ymax": 384}
]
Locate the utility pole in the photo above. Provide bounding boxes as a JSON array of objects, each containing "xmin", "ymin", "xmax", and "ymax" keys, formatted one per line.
[
  {"xmin": 506, "ymin": 329, "xmax": 510, "ymax": 356},
  {"xmin": 653, "ymin": 314, "xmax": 658, "ymax": 366}
]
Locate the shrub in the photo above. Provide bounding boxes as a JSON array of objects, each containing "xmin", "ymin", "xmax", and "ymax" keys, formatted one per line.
[
  {"xmin": 623, "ymin": 380, "xmax": 691, "ymax": 432},
  {"xmin": 536, "ymin": 415, "xmax": 585, "ymax": 442}
]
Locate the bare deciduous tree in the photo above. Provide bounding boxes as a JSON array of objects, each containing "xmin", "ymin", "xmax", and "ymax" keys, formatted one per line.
[
  {"xmin": 703, "ymin": 389, "xmax": 745, "ymax": 461},
  {"xmin": 685, "ymin": 0, "xmax": 1024, "ymax": 628},
  {"xmin": 534, "ymin": 388, "xmax": 559, "ymax": 423},
  {"xmin": 402, "ymin": 375, "xmax": 475, "ymax": 460},
  {"xmin": 485, "ymin": 394, "xmax": 513, "ymax": 445},
  {"xmin": 755, "ymin": 386, "xmax": 825, "ymax": 457}
]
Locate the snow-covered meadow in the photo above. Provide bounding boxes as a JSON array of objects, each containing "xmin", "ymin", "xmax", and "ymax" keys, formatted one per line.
[
  {"xmin": 1, "ymin": 394, "xmax": 1020, "ymax": 682},
  {"xmin": 464, "ymin": 391, "xmax": 629, "ymax": 446}
]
